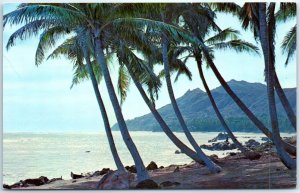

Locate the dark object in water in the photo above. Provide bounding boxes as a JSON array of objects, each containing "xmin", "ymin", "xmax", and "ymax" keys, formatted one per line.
[
  {"xmin": 85, "ymin": 151, "xmax": 91, "ymax": 153},
  {"xmin": 71, "ymin": 172, "xmax": 84, "ymax": 179}
]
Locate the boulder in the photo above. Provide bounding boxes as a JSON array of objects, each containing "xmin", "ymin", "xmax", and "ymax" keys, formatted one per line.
[
  {"xmin": 71, "ymin": 172, "xmax": 84, "ymax": 179},
  {"xmin": 160, "ymin": 181, "xmax": 181, "ymax": 187},
  {"xmin": 245, "ymin": 151, "xmax": 262, "ymax": 160},
  {"xmin": 175, "ymin": 150, "xmax": 181, "ymax": 154},
  {"xmin": 208, "ymin": 132, "xmax": 229, "ymax": 142},
  {"xmin": 159, "ymin": 166, "xmax": 164, "ymax": 169},
  {"xmin": 146, "ymin": 161, "xmax": 158, "ymax": 171},
  {"xmin": 23, "ymin": 176, "xmax": 49, "ymax": 186},
  {"xmin": 136, "ymin": 179, "xmax": 159, "ymax": 189},
  {"xmin": 125, "ymin": 165, "xmax": 137, "ymax": 173},
  {"xmin": 201, "ymin": 141, "xmax": 236, "ymax": 151},
  {"xmin": 97, "ymin": 171, "xmax": 135, "ymax": 189},
  {"xmin": 245, "ymin": 139, "xmax": 260, "ymax": 149},
  {"xmin": 48, "ymin": 176, "xmax": 63, "ymax": 184}
]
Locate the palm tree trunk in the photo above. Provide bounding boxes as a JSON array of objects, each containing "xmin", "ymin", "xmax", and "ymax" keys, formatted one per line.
[
  {"xmin": 162, "ymin": 37, "xmax": 220, "ymax": 173},
  {"xmin": 94, "ymin": 36, "xmax": 149, "ymax": 181},
  {"xmin": 83, "ymin": 51, "xmax": 125, "ymax": 172},
  {"xmin": 126, "ymin": 64, "xmax": 221, "ymax": 172},
  {"xmin": 192, "ymin": 40, "xmax": 296, "ymax": 156},
  {"xmin": 258, "ymin": 3, "xmax": 296, "ymax": 169},
  {"xmin": 194, "ymin": 49, "xmax": 248, "ymax": 155},
  {"xmin": 274, "ymin": 72, "xmax": 296, "ymax": 130}
]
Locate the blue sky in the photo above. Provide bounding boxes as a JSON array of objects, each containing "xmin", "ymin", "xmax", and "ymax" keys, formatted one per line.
[{"xmin": 3, "ymin": 3, "xmax": 297, "ymax": 133}]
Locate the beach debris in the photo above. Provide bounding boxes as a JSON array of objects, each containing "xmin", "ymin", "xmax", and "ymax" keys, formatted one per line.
[
  {"xmin": 96, "ymin": 170, "xmax": 134, "ymax": 189},
  {"xmin": 136, "ymin": 179, "xmax": 159, "ymax": 189},
  {"xmin": 146, "ymin": 161, "xmax": 158, "ymax": 171},
  {"xmin": 71, "ymin": 172, "xmax": 84, "ymax": 179}
]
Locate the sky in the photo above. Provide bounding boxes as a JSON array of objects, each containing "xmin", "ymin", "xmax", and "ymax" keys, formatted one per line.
[{"xmin": 2, "ymin": 3, "xmax": 297, "ymax": 133}]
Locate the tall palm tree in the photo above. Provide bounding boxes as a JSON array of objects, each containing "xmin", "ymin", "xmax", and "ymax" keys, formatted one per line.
[
  {"xmin": 178, "ymin": 3, "xmax": 297, "ymax": 156},
  {"xmin": 106, "ymin": 24, "xmax": 222, "ymax": 173},
  {"xmin": 4, "ymin": 3, "xmax": 149, "ymax": 181},
  {"xmin": 45, "ymin": 31, "xmax": 126, "ymax": 172},
  {"xmin": 257, "ymin": 3, "xmax": 295, "ymax": 169}
]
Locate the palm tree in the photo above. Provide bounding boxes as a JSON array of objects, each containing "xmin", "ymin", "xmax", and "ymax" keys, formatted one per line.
[
  {"xmin": 45, "ymin": 31, "xmax": 126, "ymax": 172},
  {"xmin": 179, "ymin": 3, "xmax": 297, "ymax": 156},
  {"xmin": 4, "ymin": 3, "xmax": 149, "ymax": 181},
  {"xmin": 106, "ymin": 23, "xmax": 221, "ymax": 173},
  {"xmin": 257, "ymin": 3, "xmax": 295, "ymax": 169}
]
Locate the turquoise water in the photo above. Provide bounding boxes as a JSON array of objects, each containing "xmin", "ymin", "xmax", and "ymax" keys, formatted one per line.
[{"xmin": 2, "ymin": 131, "xmax": 294, "ymax": 184}]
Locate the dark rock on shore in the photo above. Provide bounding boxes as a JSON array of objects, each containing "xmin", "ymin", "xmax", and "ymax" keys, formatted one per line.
[
  {"xmin": 125, "ymin": 165, "xmax": 137, "ymax": 173},
  {"xmin": 92, "ymin": 168, "xmax": 111, "ymax": 177},
  {"xmin": 136, "ymin": 179, "xmax": 159, "ymax": 189},
  {"xmin": 160, "ymin": 181, "xmax": 180, "ymax": 187},
  {"xmin": 245, "ymin": 139, "xmax": 260, "ymax": 149},
  {"xmin": 3, "ymin": 176, "xmax": 62, "ymax": 189},
  {"xmin": 208, "ymin": 132, "xmax": 229, "ymax": 142},
  {"xmin": 146, "ymin": 161, "xmax": 158, "ymax": 170},
  {"xmin": 175, "ymin": 150, "xmax": 181, "ymax": 154},
  {"xmin": 71, "ymin": 172, "xmax": 84, "ymax": 179},
  {"xmin": 201, "ymin": 141, "xmax": 236, "ymax": 151}
]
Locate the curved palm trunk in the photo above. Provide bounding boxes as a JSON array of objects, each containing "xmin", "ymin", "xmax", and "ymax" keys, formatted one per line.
[
  {"xmin": 258, "ymin": 3, "xmax": 296, "ymax": 169},
  {"xmin": 94, "ymin": 37, "xmax": 149, "ymax": 181},
  {"xmin": 162, "ymin": 37, "xmax": 221, "ymax": 173},
  {"xmin": 192, "ymin": 41, "xmax": 296, "ymax": 156},
  {"xmin": 274, "ymin": 72, "xmax": 296, "ymax": 130},
  {"xmin": 83, "ymin": 51, "xmax": 125, "ymax": 172},
  {"xmin": 126, "ymin": 64, "xmax": 221, "ymax": 172},
  {"xmin": 194, "ymin": 50, "xmax": 248, "ymax": 155}
]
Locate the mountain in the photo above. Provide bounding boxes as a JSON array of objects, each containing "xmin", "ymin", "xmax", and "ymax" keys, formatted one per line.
[{"xmin": 112, "ymin": 80, "xmax": 296, "ymax": 133}]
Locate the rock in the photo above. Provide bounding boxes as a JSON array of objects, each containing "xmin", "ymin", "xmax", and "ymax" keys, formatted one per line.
[
  {"xmin": 71, "ymin": 172, "xmax": 84, "ymax": 179},
  {"xmin": 48, "ymin": 176, "xmax": 63, "ymax": 184},
  {"xmin": 3, "ymin": 184, "xmax": 11, "ymax": 189},
  {"xmin": 85, "ymin": 151, "xmax": 90, "ymax": 153},
  {"xmin": 160, "ymin": 181, "xmax": 181, "ymax": 187},
  {"xmin": 245, "ymin": 151, "xmax": 262, "ymax": 160},
  {"xmin": 201, "ymin": 141, "xmax": 236, "ymax": 151},
  {"xmin": 23, "ymin": 176, "xmax": 49, "ymax": 186},
  {"xmin": 175, "ymin": 150, "xmax": 181, "ymax": 154},
  {"xmin": 245, "ymin": 139, "xmax": 260, "ymax": 149},
  {"xmin": 146, "ymin": 161, "xmax": 158, "ymax": 170},
  {"xmin": 72, "ymin": 180, "xmax": 77, "ymax": 183},
  {"xmin": 125, "ymin": 165, "xmax": 137, "ymax": 173},
  {"xmin": 173, "ymin": 166, "xmax": 180, "ymax": 172},
  {"xmin": 159, "ymin": 166, "xmax": 164, "ymax": 169},
  {"xmin": 136, "ymin": 179, "xmax": 159, "ymax": 189},
  {"xmin": 283, "ymin": 136, "xmax": 296, "ymax": 145},
  {"xmin": 97, "ymin": 171, "xmax": 135, "ymax": 189},
  {"xmin": 229, "ymin": 152, "xmax": 237, "ymax": 156},
  {"xmin": 261, "ymin": 137, "xmax": 271, "ymax": 142},
  {"xmin": 209, "ymin": 154, "xmax": 219, "ymax": 162},
  {"xmin": 208, "ymin": 132, "xmax": 229, "ymax": 142}
]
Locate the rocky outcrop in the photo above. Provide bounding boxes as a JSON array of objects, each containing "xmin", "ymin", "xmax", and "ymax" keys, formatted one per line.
[
  {"xmin": 245, "ymin": 139, "xmax": 260, "ymax": 149},
  {"xmin": 125, "ymin": 165, "xmax": 137, "ymax": 173},
  {"xmin": 208, "ymin": 132, "xmax": 229, "ymax": 142},
  {"xmin": 71, "ymin": 172, "xmax": 84, "ymax": 179},
  {"xmin": 146, "ymin": 161, "xmax": 158, "ymax": 171},
  {"xmin": 136, "ymin": 179, "xmax": 159, "ymax": 189},
  {"xmin": 3, "ymin": 176, "xmax": 62, "ymax": 189},
  {"xmin": 201, "ymin": 141, "xmax": 236, "ymax": 151}
]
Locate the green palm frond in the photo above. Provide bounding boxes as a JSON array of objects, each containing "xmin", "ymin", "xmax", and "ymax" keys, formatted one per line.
[
  {"xmin": 281, "ymin": 25, "xmax": 296, "ymax": 65},
  {"xmin": 35, "ymin": 26, "xmax": 69, "ymax": 66},
  {"xmin": 118, "ymin": 64, "xmax": 130, "ymax": 104},
  {"xmin": 210, "ymin": 39, "xmax": 260, "ymax": 55},
  {"xmin": 276, "ymin": 3, "xmax": 296, "ymax": 22},
  {"xmin": 204, "ymin": 28, "xmax": 240, "ymax": 45}
]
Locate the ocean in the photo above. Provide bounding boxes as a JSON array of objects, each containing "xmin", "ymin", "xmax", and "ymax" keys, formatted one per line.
[{"xmin": 2, "ymin": 131, "xmax": 294, "ymax": 184}]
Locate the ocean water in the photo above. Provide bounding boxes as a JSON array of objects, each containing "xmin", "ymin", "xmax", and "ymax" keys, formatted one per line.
[{"xmin": 2, "ymin": 131, "xmax": 294, "ymax": 184}]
